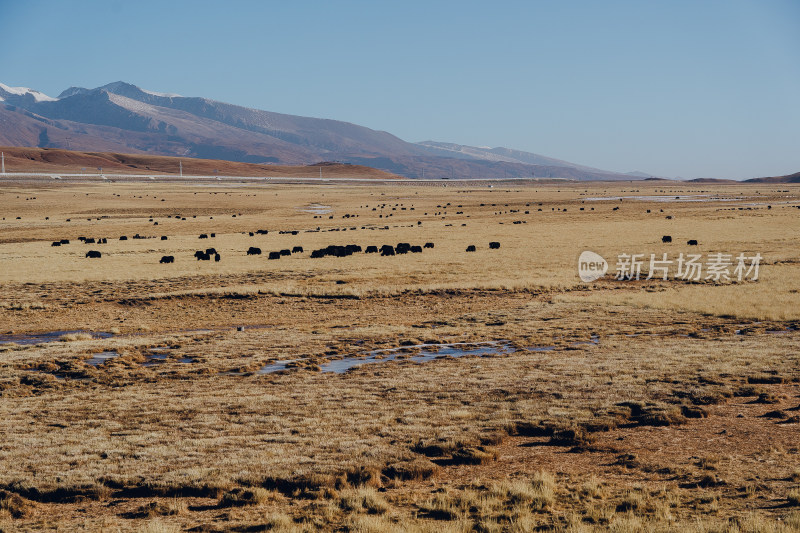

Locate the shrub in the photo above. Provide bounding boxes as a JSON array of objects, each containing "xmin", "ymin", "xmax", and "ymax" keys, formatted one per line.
[
  {"xmin": 0, "ymin": 490, "xmax": 31, "ymax": 518},
  {"xmin": 218, "ymin": 487, "xmax": 270, "ymax": 507},
  {"xmin": 450, "ymin": 446, "xmax": 497, "ymax": 465},
  {"xmin": 382, "ymin": 458, "xmax": 438, "ymax": 481},
  {"xmin": 339, "ymin": 487, "xmax": 388, "ymax": 514}
]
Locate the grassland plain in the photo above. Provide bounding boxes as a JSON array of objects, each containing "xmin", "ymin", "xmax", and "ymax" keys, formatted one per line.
[{"xmin": 0, "ymin": 179, "xmax": 799, "ymax": 532}]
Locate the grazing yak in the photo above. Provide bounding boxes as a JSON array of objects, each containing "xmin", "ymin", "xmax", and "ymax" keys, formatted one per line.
[
  {"xmin": 161, "ymin": 236, "xmax": 168, "ymax": 240},
  {"xmin": 196, "ymin": 252, "xmax": 211, "ymax": 260},
  {"xmin": 280, "ymin": 249, "xmax": 291, "ymax": 256},
  {"xmin": 199, "ymin": 234, "xmax": 209, "ymax": 239},
  {"xmin": 410, "ymin": 245, "xmax": 423, "ymax": 253},
  {"xmin": 380, "ymin": 245, "xmax": 395, "ymax": 256},
  {"xmin": 51, "ymin": 241, "xmax": 61, "ymax": 247},
  {"xmin": 687, "ymin": 239, "xmax": 699, "ymax": 246},
  {"xmin": 205, "ymin": 248, "xmax": 217, "ymax": 255},
  {"xmin": 489, "ymin": 241, "xmax": 500, "ymax": 249},
  {"xmin": 328, "ymin": 246, "xmax": 350, "ymax": 257},
  {"xmin": 310, "ymin": 245, "xmax": 358, "ymax": 258},
  {"xmin": 424, "ymin": 242, "xmax": 434, "ymax": 249},
  {"xmin": 86, "ymin": 250, "xmax": 102, "ymax": 258},
  {"xmin": 268, "ymin": 251, "xmax": 281, "ymax": 260},
  {"xmin": 365, "ymin": 245, "xmax": 378, "ymax": 254},
  {"xmin": 247, "ymin": 247, "xmax": 262, "ymax": 255},
  {"xmin": 662, "ymin": 235, "xmax": 672, "ymax": 243},
  {"xmin": 60, "ymin": 239, "xmax": 69, "ymax": 244},
  {"xmin": 466, "ymin": 245, "xmax": 476, "ymax": 252},
  {"xmin": 214, "ymin": 253, "xmax": 220, "ymax": 262},
  {"xmin": 160, "ymin": 255, "xmax": 175, "ymax": 264},
  {"xmin": 120, "ymin": 236, "xmax": 128, "ymax": 240},
  {"xmin": 291, "ymin": 246, "xmax": 303, "ymax": 254}
]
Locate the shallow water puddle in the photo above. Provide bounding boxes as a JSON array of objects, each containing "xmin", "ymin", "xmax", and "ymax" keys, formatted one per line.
[
  {"xmin": 296, "ymin": 203, "xmax": 332, "ymax": 214},
  {"xmin": 0, "ymin": 330, "xmax": 112, "ymax": 346},
  {"xmin": 258, "ymin": 359, "xmax": 296, "ymax": 373},
  {"xmin": 257, "ymin": 341, "xmax": 515, "ymax": 375},
  {"xmin": 525, "ymin": 346, "xmax": 556, "ymax": 352},
  {"xmin": 323, "ymin": 341, "xmax": 515, "ymax": 373},
  {"xmin": 570, "ymin": 335, "xmax": 600, "ymax": 346},
  {"xmin": 85, "ymin": 350, "xmax": 120, "ymax": 366},
  {"xmin": 141, "ymin": 347, "xmax": 195, "ymax": 367}
]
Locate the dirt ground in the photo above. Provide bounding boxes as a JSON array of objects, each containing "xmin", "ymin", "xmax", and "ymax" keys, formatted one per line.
[{"xmin": 1, "ymin": 179, "xmax": 799, "ymax": 532}]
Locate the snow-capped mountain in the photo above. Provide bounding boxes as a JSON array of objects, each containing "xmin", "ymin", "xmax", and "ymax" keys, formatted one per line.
[
  {"xmin": 0, "ymin": 82, "xmax": 58, "ymax": 104},
  {"xmin": 0, "ymin": 80, "xmax": 639, "ymax": 180}
]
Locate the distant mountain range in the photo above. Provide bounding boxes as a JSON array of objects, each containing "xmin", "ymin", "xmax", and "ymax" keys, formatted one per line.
[{"xmin": 1, "ymin": 80, "xmax": 643, "ymax": 180}]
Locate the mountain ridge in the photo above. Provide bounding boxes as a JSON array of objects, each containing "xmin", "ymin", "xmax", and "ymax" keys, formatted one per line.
[{"xmin": 0, "ymin": 80, "xmax": 644, "ymax": 180}]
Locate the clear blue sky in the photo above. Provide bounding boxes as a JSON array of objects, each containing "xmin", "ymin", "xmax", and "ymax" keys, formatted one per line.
[{"xmin": 2, "ymin": 0, "xmax": 798, "ymax": 179}]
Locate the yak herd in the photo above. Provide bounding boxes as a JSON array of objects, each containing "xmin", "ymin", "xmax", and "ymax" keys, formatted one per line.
[
  {"xmin": 72, "ymin": 231, "xmax": 504, "ymax": 263},
  {"xmin": 67, "ymin": 221, "xmax": 700, "ymax": 262},
  {"xmin": 75, "ymin": 233, "xmax": 700, "ymax": 262}
]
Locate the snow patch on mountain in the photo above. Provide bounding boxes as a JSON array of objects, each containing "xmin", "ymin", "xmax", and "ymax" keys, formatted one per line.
[
  {"xmin": 0, "ymin": 82, "xmax": 58, "ymax": 102},
  {"xmin": 107, "ymin": 92, "xmax": 162, "ymax": 114},
  {"xmin": 142, "ymin": 88, "xmax": 182, "ymax": 98}
]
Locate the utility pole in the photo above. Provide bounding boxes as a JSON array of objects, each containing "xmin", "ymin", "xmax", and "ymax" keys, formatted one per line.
[
  {"xmin": 1, "ymin": 152, "xmax": 4, "ymax": 174},
  {"xmin": 319, "ymin": 166, "xmax": 322, "ymax": 179},
  {"xmin": 179, "ymin": 160, "xmax": 183, "ymax": 177}
]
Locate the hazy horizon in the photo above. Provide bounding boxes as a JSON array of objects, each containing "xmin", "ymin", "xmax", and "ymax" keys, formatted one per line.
[{"xmin": 1, "ymin": 0, "xmax": 798, "ymax": 180}]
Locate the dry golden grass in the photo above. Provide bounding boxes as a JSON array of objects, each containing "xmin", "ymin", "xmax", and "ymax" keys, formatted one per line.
[{"xmin": 1, "ymin": 179, "xmax": 799, "ymax": 530}]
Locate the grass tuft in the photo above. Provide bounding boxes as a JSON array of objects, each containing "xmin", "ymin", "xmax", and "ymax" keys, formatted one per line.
[
  {"xmin": 339, "ymin": 487, "xmax": 389, "ymax": 515},
  {"xmin": 218, "ymin": 487, "xmax": 270, "ymax": 507}
]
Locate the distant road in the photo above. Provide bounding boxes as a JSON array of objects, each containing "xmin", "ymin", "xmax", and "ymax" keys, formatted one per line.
[{"xmin": 0, "ymin": 172, "xmax": 581, "ymax": 185}]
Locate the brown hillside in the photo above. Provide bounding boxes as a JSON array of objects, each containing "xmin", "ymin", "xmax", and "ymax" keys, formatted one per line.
[
  {"xmin": 746, "ymin": 171, "xmax": 800, "ymax": 183},
  {"xmin": 0, "ymin": 146, "xmax": 403, "ymax": 179}
]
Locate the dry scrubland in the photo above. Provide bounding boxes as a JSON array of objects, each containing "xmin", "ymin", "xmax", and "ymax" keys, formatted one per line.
[{"xmin": 0, "ymin": 178, "xmax": 799, "ymax": 532}]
